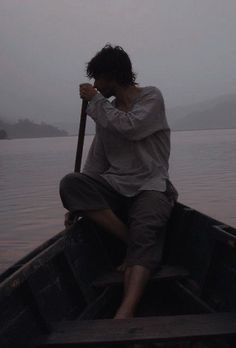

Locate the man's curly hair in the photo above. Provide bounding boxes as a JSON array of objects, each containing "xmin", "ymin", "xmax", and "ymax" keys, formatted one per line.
[{"xmin": 86, "ymin": 44, "xmax": 136, "ymax": 86}]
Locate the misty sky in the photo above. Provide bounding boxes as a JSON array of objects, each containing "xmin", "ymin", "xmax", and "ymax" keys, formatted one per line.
[{"xmin": 0, "ymin": 0, "xmax": 236, "ymax": 126}]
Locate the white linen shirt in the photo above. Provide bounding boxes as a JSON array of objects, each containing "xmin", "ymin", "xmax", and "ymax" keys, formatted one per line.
[{"xmin": 82, "ymin": 86, "xmax": 171, "ymax": 197}]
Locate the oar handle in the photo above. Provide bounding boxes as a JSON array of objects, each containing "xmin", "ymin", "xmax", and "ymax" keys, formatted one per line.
[{"xmin": 74, "ymin": 99, "xmax": 88, "ymax": 172}]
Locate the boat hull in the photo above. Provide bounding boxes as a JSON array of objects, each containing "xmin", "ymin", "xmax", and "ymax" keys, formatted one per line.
[{"xmin": 0, "ymin": 202, "xmax": 236, "ymax": 347}]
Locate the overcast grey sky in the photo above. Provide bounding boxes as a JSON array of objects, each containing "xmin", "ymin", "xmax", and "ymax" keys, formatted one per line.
[{"xmin": 0, "ymin": 0, "xmax": 236, "ymax": 125}]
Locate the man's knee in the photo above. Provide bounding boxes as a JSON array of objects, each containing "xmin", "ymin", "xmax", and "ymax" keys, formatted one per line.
[
  {"xmin": 59, "ymin": 172, "xmax": 84, "ymax": 196},
  {"xmin": 60, "ymin": 172, "xmax": 74, "ymax": 194}
]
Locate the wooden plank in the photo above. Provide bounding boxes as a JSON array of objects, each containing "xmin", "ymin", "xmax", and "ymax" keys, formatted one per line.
[
  {"xmin": 1, "ymin": 306, "xmax": 42, "ymax": 346},
  {"xmin": 23, "ymin": 281, "xmax": 52, "ymax": 333},
  {"xmin": 39, "ymin": 312, "xmax": 236, "ymax": 346},
  {"xmin": 25, "ymin": 255, "xmax": 86, "ymax": 323},
  {"xmin": 212, "ymin": 225, "xmax": 236, "ymax": 246},
  {"xmin": 0, "ymin": 229, "xmax": 68, "ymax": 283},
  {"xmin": 173, "ymin": 281, "xmax": 216, "ymax": 314},
  {"xmin": 92, "ymin": 265, "xmax": 189, "ymax": 288},
  {"xmin": 0, "ymin": 237, "xmax": 65, "ymax": 300},
  {"xmin": 78, "ymin": 287, "xmax": 116, "ymax": 320}
]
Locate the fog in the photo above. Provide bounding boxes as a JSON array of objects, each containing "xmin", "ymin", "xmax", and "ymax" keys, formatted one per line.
[{"xmin": 1, "ymin": 0, "xmax": 236, "ymax": 129}]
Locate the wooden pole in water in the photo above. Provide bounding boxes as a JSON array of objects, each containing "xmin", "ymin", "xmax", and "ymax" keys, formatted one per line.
[{"xmin": 74, "ymin": 99, "xmax": 88, "ymax": 172}]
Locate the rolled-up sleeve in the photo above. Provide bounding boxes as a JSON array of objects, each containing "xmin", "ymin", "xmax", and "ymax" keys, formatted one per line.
[{"xmin": 86, "ymin": 88, "xmax": 165, "ymax": 141}]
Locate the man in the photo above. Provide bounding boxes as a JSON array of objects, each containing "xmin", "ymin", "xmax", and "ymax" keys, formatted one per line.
[{"xmin": 60, "ymin": 44, "xmax": 178, "ymax": 319}]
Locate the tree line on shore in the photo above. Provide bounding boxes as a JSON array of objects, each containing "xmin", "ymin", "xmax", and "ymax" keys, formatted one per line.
[{"xmin": 0, "ymin": 118, "xmax": 68, "ymax": 139}]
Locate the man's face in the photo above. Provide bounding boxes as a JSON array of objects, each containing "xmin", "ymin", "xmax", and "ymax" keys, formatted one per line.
[{"xmin": 93, "ymin": 76, "xmax": 115, "ymax": 98}]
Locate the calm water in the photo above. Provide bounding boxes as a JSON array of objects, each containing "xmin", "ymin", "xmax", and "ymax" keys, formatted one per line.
[{"xmin": 0, "ymin": 129, "xmax": 236, "ymax": 273}]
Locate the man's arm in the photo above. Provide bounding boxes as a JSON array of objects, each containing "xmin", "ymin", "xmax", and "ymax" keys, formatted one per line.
[{"xmin": 86, "ymin": 88, "xmax": 167, "ymax": 141}]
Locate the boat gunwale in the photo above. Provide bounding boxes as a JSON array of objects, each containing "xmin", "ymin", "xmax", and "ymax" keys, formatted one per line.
[
  {"xmin": 0, "ymin": 232, "xmax": 67, "ymax": 300},
  {"xmin": 0, "ymin": 229, "xmax": 68, "ymax": 284}
]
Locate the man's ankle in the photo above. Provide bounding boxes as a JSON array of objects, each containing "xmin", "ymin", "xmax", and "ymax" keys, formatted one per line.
[{"xmin": 114, "ymin": 309, "xmax": 134, "ymax": 319}]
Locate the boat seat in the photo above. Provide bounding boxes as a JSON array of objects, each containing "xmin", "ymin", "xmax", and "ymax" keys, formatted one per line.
[
  {"xmin": 39, "ymin": 312, "xmax": 236, "ymax": 346},
  {"xmin": 92, "ymin": 265, "xmax": 189, "ymax": 288}
]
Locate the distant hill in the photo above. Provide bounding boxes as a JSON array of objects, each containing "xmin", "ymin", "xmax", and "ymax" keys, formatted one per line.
[
  {"xmin": 0, "ymin": 118, "xmax": 68, "ymax": 139},
  {"xmin": 2, "ymin": 94, "xmax": 235, "ymax": 138},
  {"xmin": 167, "ymin": 94, "xmax": 236, "ymax": 131}
]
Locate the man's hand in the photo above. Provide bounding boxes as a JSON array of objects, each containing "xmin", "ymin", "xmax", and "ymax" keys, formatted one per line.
[{"xmin": 79, "ymin": 83, "xmax": 98, "ymax": 101}]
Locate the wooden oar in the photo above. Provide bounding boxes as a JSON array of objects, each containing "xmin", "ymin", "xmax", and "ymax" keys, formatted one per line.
[
  {"xmin": 74, "ymin": 99, "xmax": 88, "ymax": 172},
  {"xmin": 63, "ymin": 99, "xmax": 88, "ymax": 228}
]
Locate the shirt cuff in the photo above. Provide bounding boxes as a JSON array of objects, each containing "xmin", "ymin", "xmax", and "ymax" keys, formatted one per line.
[
  {"xmin": 91, "ymin": 92, "xmax": 104, "ymax": 103},
  {"xmin": 86, "ymin": 92, "xmax": 106, "ymax": 120}
]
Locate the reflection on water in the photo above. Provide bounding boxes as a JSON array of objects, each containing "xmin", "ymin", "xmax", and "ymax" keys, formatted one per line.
[{"xmin": 0, "ymin": 129, "xmax": 236, "ymax": 273}]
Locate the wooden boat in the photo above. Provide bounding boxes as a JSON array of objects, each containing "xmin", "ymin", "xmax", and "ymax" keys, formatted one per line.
[{"xmin": 0, "ymin": 202, "xmax": 236, "ymax": 348}]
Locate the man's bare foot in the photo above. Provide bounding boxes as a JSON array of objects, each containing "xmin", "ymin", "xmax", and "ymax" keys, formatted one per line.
[
  {"xmin": 114, "ymin": 265, "xmax": 151, "ymax": 320},
  {"xmin": 113, "ymin": 310, "xmax": 133, "ymax": 319},
  {"xmin": 116, "ymin": 261, "xmax": 127, "ymax": 272}
]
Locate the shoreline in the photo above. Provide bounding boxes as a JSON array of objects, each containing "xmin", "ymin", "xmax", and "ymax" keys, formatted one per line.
[{"xmin": 1, "ymin": 127, "xmax": 236, "ymax": 140}]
